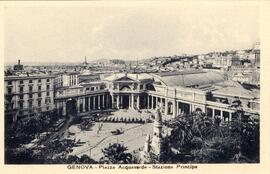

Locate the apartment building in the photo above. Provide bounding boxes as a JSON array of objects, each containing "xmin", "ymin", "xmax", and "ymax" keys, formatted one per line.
[
  {"xmin": 54, "ymin": 71, "xmax": 79, "ymax": 88},
  {"xmin": 4, "ymin": 74, "xmax": 55, "ymax": 122}
]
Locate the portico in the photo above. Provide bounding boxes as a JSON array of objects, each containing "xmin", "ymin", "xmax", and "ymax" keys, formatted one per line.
[
  {"xmin": 53, "ymin": 71, "xmax": 257, "ymax": 124},
  {"xmin": 112, "ymin": 93, "xmax": 140, "ymax": 109}
]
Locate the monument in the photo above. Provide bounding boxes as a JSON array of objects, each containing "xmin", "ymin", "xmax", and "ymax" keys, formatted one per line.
[{"xmin": 151, "ymin": 107, "xmax": 163, "ymax": 157}]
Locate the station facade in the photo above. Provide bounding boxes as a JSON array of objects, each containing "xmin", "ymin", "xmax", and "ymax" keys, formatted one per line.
[{"xmin": 54, "ymin": 70, "xmax": 260, "ymax": 122}]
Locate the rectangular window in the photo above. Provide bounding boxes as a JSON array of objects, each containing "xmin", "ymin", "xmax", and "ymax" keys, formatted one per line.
[
  {"xmin": 8, "ymin": 81, "xmax": 12, "ymax": 85},
  {"xmin": 38, "ymin": 92, "xmax": 42, "ymax": 97},
  {"xmin": 29, "ymin": 80, "xmax": 33, "ymax": 84},
  {"xmin": 38, "ymin": 79, "xmax": 42, "ymax": 83},
  {"xmin": 46, "ymin": 91, "xmax": 50, "ymax": 96},
  {"xmin": 20, "ymin": 86, "xmax": 24, "ymax": 93},
  {"xmin": 29, "ymin": 94, "xmax": 33, "ymax": 99},
  {"xmin": 29, "ymin": 86, "xmax": 33, "ymax": 92},
  {"xmin": 19, "ymin": 94, "xmax": 24, "ymax": 100},
  {"xmin": 45, "ymin": 98, "xmax": 51, "ymax": 104},
  {"xmin": 7, "ymin": 87, "xmax": 12, "ymax": 94},
  {"xmin": 19, "ymin": 80, "xmax": 24, "ymax": 84},
  {"xmin": 38, "ymin": 100, "xmax": 41, "ymax": 107},
  {"xmin": 91, "ymin": 87, "xmax": 95, "ymax": 91},
  {"xmin": 19, "ymin": 102, "xmax": 23, "ymax": 109},
  {"xmin": 29, "ymin": 101, "xmax": 32, "ymax": 108},
  {"xmin": 38, "ymin": 85, "xmax": 42, "ymax": 91},
  {"xmin": 46, "ymin": 79, "xmax": 50, "ymax": 82},
  {"xmin": 46, "ymin": 85, "xmax": 50, "ymax": 90}
]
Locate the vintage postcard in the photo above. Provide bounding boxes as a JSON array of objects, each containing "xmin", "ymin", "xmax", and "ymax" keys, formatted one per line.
[{"xmin": 0, "ymin": 1, "xmax": 270, "ymax": 174}]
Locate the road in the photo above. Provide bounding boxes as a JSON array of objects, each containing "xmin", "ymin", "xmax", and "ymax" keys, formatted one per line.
[{"xmin": 43, "ymin": 114, "xmax": 75, "ymax": 145}]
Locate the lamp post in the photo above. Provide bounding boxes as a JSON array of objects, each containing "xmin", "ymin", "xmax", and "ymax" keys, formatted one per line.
[{"xmin": 88, "ymin": 142, "xmax": 92, "ymax": 158}]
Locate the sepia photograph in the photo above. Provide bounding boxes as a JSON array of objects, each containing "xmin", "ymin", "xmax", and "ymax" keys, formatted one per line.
[{"xmin": 2, "ymin": 1, "xmax": 265, "ymax": 168}]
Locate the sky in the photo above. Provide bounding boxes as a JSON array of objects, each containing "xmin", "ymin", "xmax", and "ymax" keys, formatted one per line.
[{"xmin": 4, "ymin": 5, "xmax": 259, "ymax": 63}]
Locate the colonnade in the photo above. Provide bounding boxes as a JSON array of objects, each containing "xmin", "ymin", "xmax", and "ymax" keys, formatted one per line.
[
  {"xmin": 57, "ymin": 93, "xmax": 111, "ymax": 116},
  {"xmin": 206, "ymin": 107, "xmax": 233, "ymax": 122},
  {"xmin": 57, "ymin": 92, "xmax": 235, "ymax": 123},
  {"xmin": 146, "ymin": 95, "xmax": 191, "ymax": 118},
  {"xmin": 146, "ymin": 94, "xmax": 234, "ymax": 122},
  {"xmin": 111, "ymin": 93, "xmax": 140, "ymax": 109}
]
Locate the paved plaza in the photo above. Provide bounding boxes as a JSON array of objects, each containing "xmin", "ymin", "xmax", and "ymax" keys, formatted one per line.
[{"xmin": 65, "ymin": 109, "xmax": 154, "ymax": 161}]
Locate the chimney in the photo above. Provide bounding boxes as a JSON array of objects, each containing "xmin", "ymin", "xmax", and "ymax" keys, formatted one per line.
[{"xmin": 18, "ymin": 59, "xmax": 20, "ymax": 65}]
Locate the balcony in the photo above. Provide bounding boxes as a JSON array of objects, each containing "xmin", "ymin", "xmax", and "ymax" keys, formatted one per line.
[{"xmin": 18, "ymin": 83, "xmax": 25, "ymax": 87}]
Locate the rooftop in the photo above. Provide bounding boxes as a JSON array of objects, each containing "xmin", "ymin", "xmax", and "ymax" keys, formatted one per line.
[
  {"xmin": 213, "ymin": 81, "xmax": 259, "ymax": 99},
  {"xmin": 155, "ymin": 69, "xmax": 205, "ymax": 77},
  {"xmin": 153, "ymin": 70, "xmax": 225, "ymax": 87},
  {"xmin": 4, "ymin": 73, "xmax": 55, "ymax": 80},
  {"xmin": 104, "ymin": 73, "xmax": 153, "ymax": 82}
]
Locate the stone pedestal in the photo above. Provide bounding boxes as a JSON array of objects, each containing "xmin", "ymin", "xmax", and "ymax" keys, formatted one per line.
[{"xmin": 151, "ymin": 108, "xmax": 163, "ymax": 157}]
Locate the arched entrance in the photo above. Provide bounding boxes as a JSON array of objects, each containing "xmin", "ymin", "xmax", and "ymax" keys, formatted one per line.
[
  {"xmin": 66, "ymin": 98, "xmax": 77, "ymax": 115},
  {"xmin": 122, "ymin": 95, "xmax": 130, "ymax": 109}
]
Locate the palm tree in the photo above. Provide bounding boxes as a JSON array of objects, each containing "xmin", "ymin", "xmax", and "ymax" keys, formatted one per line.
[
  {"xmin": 228, "ymin": 115, "xmax": 259, "ymax": 163},
  {"xmin": 66, "ymin": 155, "xmax": 80, "ymax": 164},
  {"xmin": 167, "ymin": 115, "xmax": 193, "ymax": 150},
  {"xmin": 79, "ymin": 154, "xmax": 97, "ymax": 164},
  {"xmin": 99, "ymin": 143, "xmax": 133, "ymax": 164},
  {"xmin": 227, "ymin": 97, "xmax": 256, "ymax": 162}
]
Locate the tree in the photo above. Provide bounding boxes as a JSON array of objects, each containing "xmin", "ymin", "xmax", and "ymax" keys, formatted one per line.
[
  {"xmin": 228, "ymin": 114, "xmax": 259, "ymax": 163},
  {"xmin": 164, "ymin": 110, "xmax": 259, "ymax": 163},
  {"xmin": 79, "ymin": 154, "xmax": 97, "ymax": 164},
  {"xmin": 99, "ymin": 143, "xmax": 134, "ymax": 164},
  {"xmin": 167, "ymin": 115, "xmax": 193, "ymax": 149},
  {"xmin": 5, "ymin": 148, "xmax": 38, "ymax": 164}
]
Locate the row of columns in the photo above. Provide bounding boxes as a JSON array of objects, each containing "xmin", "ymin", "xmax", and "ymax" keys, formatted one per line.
[
  {"xmin": 147, "ymin": 95, "xmax": 189, "ymax": 117},
  {"xmin": 112, "ymin": 94, "xmax": 140, "ymax": 109},
  {"xmin": 85, "ymin": 94, "xmax": 110, "ymax": 112},
  {"xmin": 147, "ymin": 95, "xmax": 234, "ymax": 122},
  {"xmin": 147, "ymin": 95, "xmax": 180, "ymax": 118},
  {"xmin": 147, "ymin": 95, "xmax": 203, "ymax": 118},
  {"xmin": 207, "ymin": 107, "xmax": 233, "ymax": 122},
  {"xmin": 58, "ymin": 93, "xmax": 234, "ymax": 123},
  {"xmin": 59, "ymin": 94, "xmax": 111, "ymax": 116}
]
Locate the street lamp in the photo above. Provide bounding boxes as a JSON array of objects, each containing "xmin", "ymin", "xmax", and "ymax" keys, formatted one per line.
[{"xmin": 88, "ymin": 142, "xmax": 92, "ymax": 158}]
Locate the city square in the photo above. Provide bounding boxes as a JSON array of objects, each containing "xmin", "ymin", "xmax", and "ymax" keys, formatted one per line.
[
  {"xmin": 66, "ymin": 110, "xmax": 154, "ymax": 161},
  {"xmin": 3, "ymin": 3, "xmax": 261, "ymax": 166}
]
